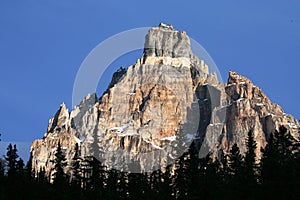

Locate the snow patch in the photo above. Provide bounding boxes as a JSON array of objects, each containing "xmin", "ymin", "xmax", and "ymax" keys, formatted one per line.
[
  {"xmin": 118, "ymin": 132, "xmax": 139, "ymax": 137},
  {"xmin": 237, "ymin": 98, "xmax": 244, "ymax": 102},
  {"xmin": 169, "ymin": 154, "xmax": 175, "ymax": 159},
  {"xmin": 208, "ymin": 123, "xmax": 223, "ymax": 126},
  {"xmin": 286, "ymin": 122, "xmax": 299, "ymax": 129},
  {"xmin": 74, "ymin": 136, "xmax": 85, "ymax": 144},
  {"xmin": 109, "ymin": 123, "xmax": 131, "ymax": 134},
  {"xmin": 266, "ymin": 113, "xmax": 276, "ymax": 117},
  {"xmin": 227, "ymin": 83, "xmax": 237, "ymax": 87},
  {"xmin": 143, "ymin": 139, "xmax": 164, "ymax": 150},
  {"xmin": 160, "ymin": 135, "xmax": 176, "ymax": 141},
  {"xmin": 221, "ymin": 104, "xmax": 230, "ymax": 108}
]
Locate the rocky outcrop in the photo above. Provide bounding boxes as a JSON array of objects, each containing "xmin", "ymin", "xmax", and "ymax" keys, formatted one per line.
[
  {"xmin": 30, "ymin": 24, "xmax": 300, "ymax": 176},
  {"xmin": 198, "ymin": 71, "xmax": 300, "ymax": 159},
  {"xmin": 31, "ymin": 103, "xmax": 77, "ymax": 175}
]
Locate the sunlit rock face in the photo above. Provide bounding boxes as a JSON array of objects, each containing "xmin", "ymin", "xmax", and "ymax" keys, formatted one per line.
[
  {"xmin": 200, "ymin": 71, "xmax": 300, "ymax": 159},
  {"xmin": 30, "ymin": 24, "xmax": 299, "ymax": 176}
]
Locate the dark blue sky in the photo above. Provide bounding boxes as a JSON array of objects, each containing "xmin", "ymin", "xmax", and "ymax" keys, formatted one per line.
[{"xmin": 0, "ymin": 0, "xmax": 300, "ymax": 144}]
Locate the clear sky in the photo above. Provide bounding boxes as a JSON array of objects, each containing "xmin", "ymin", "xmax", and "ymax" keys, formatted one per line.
[{"xmin": 0, "ymin": 0, "xmax": 299, "ymax": 147}]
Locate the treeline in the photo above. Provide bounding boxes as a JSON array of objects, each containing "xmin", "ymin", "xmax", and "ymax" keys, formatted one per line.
[{"xmin": 0, "ymin": 125, "xmax": 300, "ymax": 199}]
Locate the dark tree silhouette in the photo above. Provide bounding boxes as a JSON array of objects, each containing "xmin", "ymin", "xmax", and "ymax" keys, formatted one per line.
[
  {"xmin": 71, "ymin": 143, "xmax": 82, "ymax": 187},
  {"xmin": 219, "ymin": 149, "xmax": 229, "ymax": 182},
  {"xmin": 16, "ymin": 158, "xmax": 25, "ymax": 175},
  {"xmin": 51, "ymin": 141, "xmax": 68, "ymax": 188},
  {"xmin": 173, "ymin": 152, "xmax": 191, "ymax": 199},
  {"xmin": 89, "ymin": 157, "xmax": 106, "ymax": 199},
  {"xmin": 5, "ymin": 144, "xmax": 19, "ymax": 176},
  {"xmin": 227, "ymin": 143, "xmax": 244, "ymax": 198},
  {"xmin": 25, "ymin": 153, "xmax": 34, "ymax": 181},
  {"xmin": 242, "ymin": 130, "xmax": 259, "ymax": 198},
  {"xmin": 117, "ymin": 171, "xmax": 129, "ymax": 199},
  {"xmin": 128, "ymin": 172, "xmax": 148, "ymax": 199},
  {"xmin": 228, "ymin": 143, "xmax": 243, "ymax": 177},
  {"xmin": 0, "ymin": 159, "xmax": 5, "ymax": 178},
  {"xmin": 244, "ymin": 130, "xmax": 258, "ymax": 183},
  {"xmin": 261, "ymin": 126, "xmax": 300, "ymax": 199},
  {"xmin": 160, "ymin": 166, "xmax": 173, "ymax": 199},
  {"xmin": 0, "ymin": 126, "xmax": 300, "ymax": 199}
]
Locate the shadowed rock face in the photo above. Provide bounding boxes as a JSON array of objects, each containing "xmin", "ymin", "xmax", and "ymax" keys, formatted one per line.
[{"xmin": 30, "ymin": 24, "xmax": 300, "ymax": 176}]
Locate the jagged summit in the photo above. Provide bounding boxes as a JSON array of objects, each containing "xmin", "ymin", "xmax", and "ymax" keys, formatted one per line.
[
  {"xmin": 144, "ymin": 23, "xmax": 191, "ymax": 58},
  {"xmin": 158, "ymin": 22, "xmax": 174, "ymax": 30},
  {"xmin": 30, "ymin": 25, "xmax": 300, "ymax": 176}
]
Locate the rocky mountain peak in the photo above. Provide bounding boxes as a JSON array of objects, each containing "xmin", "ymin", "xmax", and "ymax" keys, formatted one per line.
[
  {"xmin": 47, "ymin": 103, "xmax": 69, "ymax": 133},
  {"xmin": 144, "ymin": 23, "xmax": 191, "ymax": 58},
  {"xmin": 225, "ymin": 71, "xmax": 266, "ymax": 101},
  {"xmin": 30, "ymin": 25, "xmax": 300, "ymax": 176},
  {"xmin": 228, "ymin": 70, "xmax": 252, "ymax": 85}
]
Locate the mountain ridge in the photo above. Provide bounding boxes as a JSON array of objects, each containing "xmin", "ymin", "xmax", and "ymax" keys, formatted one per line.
[{"xmin": 30, "ymin": 24, "xmax": 300, "ymax": 176}]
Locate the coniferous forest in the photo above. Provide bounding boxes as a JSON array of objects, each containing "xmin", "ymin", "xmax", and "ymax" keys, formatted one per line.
[{"xmin": 1, "ymin": 126, "xmax": 300, "ymax": 200}]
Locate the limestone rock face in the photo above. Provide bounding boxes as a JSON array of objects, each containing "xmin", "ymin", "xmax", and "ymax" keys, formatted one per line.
[
  {"xmin": 144, "ymin": 25, "xmax": 191, "ymax": 58},
  {"xmin": 200, "ymin": 71, "xmax": 300, "ymax": 159},
  {"xmin": 31, "ymin": 103, "xmax": 76, "ymax": 176},
  {"xmin": 30, "ymin": 24, "xmax": 300, "ymax": 176}
]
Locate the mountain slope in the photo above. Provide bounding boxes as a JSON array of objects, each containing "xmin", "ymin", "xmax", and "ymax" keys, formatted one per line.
[{"xmin": 30, "ymin": 24, "xmax": 300, "ymax": 176}]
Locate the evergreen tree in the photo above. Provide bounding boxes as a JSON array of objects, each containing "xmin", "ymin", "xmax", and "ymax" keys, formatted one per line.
[
  {"xmin": 117, "ymin": 171, "xmax": 128, "ymax": 199},
  {"xmin": 71, "ymin": 143, "xmax": 82, "ymax": 187},
  {"xmin": 106, "ymin": 169, "xmax": 120, "ymax": 199},
  {"xmin": 51, "ymin": 141, "xmax": 68, "ymax": 187},
  {"xmin": 219, "ymin": 149, "xmax": 229, "ymax": 182},
  {"xmin": 0, "ymin": 156, "xmax": 5, "ymax": 200},
  {"xmin": 228, "ymin": 143, "xmax": 243, "ymax": 177},
  {"xmin": 240, "ymin": 130, "xmax": 259, "ymax": 198},
  {"xmin": 4, "ymin": 144, "xmax": 28, "ymax": 199},
  {"xmin": 244, "ymin": 130, "xmax": 257, "ymax": 183},
  {"xmin": 25, "ymin": 153, "xmax": 34, "ymax": 181},
  {"xmin": 16, "ymin": 158, "xmax": 25, "ymax": 175},
  {"xmin": 186, "ymin": 142, "xmax": 201, "ymax": 200},
  {"xmin": 128, "ymin": 172, "xmax": 148, "ymax": 199},
  {"xmin": 37, "ymin": 167, "xmax": 47, "ymax": 184},
  {"xmin": 89, "ymin": 157, "xmax": 106, "ymax": 198},
  {"xmin": 150, "ymin": 169, "xmax": 161, "ymax": 195},
  {"xmin": 160, "ymin": 166, "xmax": 172, "ymax": 199},
  {"xmin": 0, "ymin": 159, "xmax": 5, "ymax": 178},
  {"xmin": 227, "ymin": 143, "xmax": 244, "ymax": 198},
  {"xmin": 216, "ymin": 149, "xmax": 230, "ymax": 197},
  {"xmin": 5, "ymin": 144, "xmax": 19, "ymax": 176},
  {"xmin": 198, "ymin": 153, "xmax": 220, "ymax": 199},
  {"xmin": 173, "ymin": 152, "xmax": 190, "ymax": 199},
  {"xmin": 261, "ymin": 126, "xmax": 299, "ymax": 199}
]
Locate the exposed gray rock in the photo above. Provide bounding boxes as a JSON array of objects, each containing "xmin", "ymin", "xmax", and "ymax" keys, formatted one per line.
[
  {"xmin": 199, "ymin": 71, "xmax": 300, "ymax": 159},
  {"xmin": 144, "ymin": 25, "xmax": 191, "ymax": 58},
  {"xmin": 30, "ymin": 24, "xmax": 300, "ymax": 177}
]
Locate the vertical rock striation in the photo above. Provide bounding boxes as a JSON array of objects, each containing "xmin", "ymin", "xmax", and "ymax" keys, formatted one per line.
[{"xmin": 30, "ymin": 24, "xmax": 300, "ymax": 176}]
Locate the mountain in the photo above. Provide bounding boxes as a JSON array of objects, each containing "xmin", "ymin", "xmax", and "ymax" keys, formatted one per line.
[{"xmin": 30, "ymin": 24, "xmax": 300, "ymax": 176}]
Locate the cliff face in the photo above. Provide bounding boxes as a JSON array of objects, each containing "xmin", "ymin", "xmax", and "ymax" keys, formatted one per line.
[
  {"xmin": 30, "ymin": 24, "xmax": 300, "ymax": 175},
  {"xmin": 199, "ymin": 71, "xmax": 300, "ymax": 159}
]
